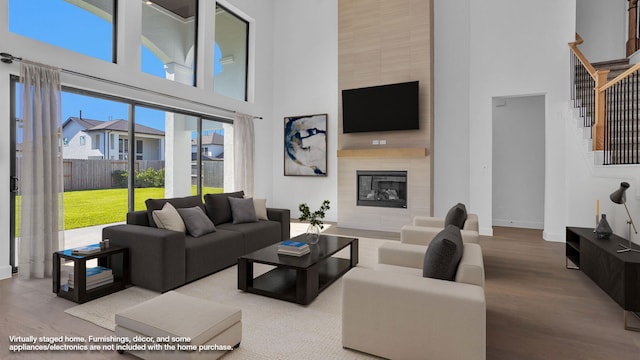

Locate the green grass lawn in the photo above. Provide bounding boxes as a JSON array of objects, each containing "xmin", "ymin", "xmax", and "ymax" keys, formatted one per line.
[{"xmin": 17, "ymin": 186, "xmax": 223, "ymax": 231}]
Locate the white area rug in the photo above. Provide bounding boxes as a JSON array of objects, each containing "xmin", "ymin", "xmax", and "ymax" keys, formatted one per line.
[{"xmin": 64, "ymin": 231, "xmax": 389, "ymax": 360}]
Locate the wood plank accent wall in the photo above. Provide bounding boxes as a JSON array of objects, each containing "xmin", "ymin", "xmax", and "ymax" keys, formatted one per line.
[
  {"xmin": 338, "ymin": 0, "xmax": 434, "ymax": 231},
  {"xmin": 338, "ymin": 0, "xmax": 433, "ymax": 150}
]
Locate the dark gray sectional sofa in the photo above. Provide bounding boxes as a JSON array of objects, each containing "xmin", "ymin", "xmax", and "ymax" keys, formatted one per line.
[{"xmin": 102, "ymin": 191, "xmax": 290, "ymax": 293}]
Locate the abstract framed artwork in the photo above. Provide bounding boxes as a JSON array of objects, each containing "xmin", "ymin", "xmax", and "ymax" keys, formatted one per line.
[{"xmin": 284, "ymin": 114, "xmax": 327, "ymax": 176}]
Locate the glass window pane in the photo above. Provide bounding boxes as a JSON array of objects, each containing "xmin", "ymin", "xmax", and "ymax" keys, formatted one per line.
[
  {"xmin": 199, "ymin": 119, "xmax": 226, "ymax": 196},
  {"xmin": 133, "ymin": 106, "xmax": 197, "ymax": 210},
  {"xmin": 60, "ymin": 92, "xmax": 130, "ymax": 233},
  {"xmin": 9, "ymin": 0, "xmax": 115, "ymax": 63},
  {"xmin": 214, "ymin": 5, "xmax": 248, "ymax": 101},
  {"xmin": 142, "ymin": 0, "xmax": 197, "ymax": 86}
]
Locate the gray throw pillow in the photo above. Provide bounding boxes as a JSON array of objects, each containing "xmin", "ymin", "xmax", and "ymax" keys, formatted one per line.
[
  {"xmin": 423, "ymin": 225, "xmax": 464, "ymax": 281},
  {"xmin": 146, "ymin": 195, "xmax": 205, "ymax": 228},
  {"xmin": 177, "ymin": 206, "xmax": 216, "ymax": 237},
  {"xmin": 444, "ymin": 203, "xmax": 467, "ymax": 229},
  {"xmin": 204, "ymin": 191, "xmax": 245, "ymax": 225},
  {"xmin": 228, "ymin": 197, "xmax": 258, "ymax": 224}
]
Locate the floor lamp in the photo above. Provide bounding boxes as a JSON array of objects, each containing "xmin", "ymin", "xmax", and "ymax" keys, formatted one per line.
[{"xmin": 610, "ymin": 182, "xmax": 639, "ymax": 253}]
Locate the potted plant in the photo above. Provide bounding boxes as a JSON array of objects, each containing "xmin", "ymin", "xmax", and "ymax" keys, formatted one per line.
[{"xmin": 298, "ymin": 200, "xmax": 330, "ymax": 244}]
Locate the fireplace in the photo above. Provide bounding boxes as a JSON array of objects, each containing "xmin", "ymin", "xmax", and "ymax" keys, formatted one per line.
[{"xmin": 357, "ymin": 170, "xmax": 407, "ymax": 208}]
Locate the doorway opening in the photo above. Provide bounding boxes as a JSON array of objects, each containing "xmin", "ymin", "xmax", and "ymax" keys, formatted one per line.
[{"xmin": 492, "ymin": 95, "xmax": 545, "ymax": 229}]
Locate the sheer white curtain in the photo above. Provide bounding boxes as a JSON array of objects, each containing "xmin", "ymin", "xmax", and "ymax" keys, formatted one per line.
[
  {"xmin": 233, "ymin": 112, "xmax": 255, "ymax": 197},
  {"xmin": 18, "ymin": 60, "xmax": 64, "ymax": 279}
]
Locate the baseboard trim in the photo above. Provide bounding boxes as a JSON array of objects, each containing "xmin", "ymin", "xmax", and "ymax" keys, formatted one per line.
[
  {"xmin": 479, "ymin": 227, "xmax": 493, "ymax": 236},
  {"xmin": 493, "ymin": 219, "xmax": 544, "ymax": 230},
  {"xmin": 0, "ymin": 265, "xmax": 13, "ymax": 280},
  {"xmin": 543, "ymin": 231, "xmax": 565, "ymax": 242}
]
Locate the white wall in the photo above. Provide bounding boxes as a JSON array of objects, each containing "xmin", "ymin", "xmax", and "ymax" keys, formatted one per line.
[
  {"xmin": 271, "ymin": 0, "xmax": 338, "ymax": 221},
  {"xmin": 576, "ymin": 0, "xmax": 626, "ymax": 63},
  {"xmin": 433, "ymin": 0, "xmax": 471, "ymax": 216},
  {"xmin": 492, "ymin": 96, "xmax": 545, "ymax": 229},
  {"xmin": 433, "ymin": 0, "xmax": 575, "ymax": 239},
  {"xmin": 468, "ymin": 0, "xmax": 575, "ymax": 240}
]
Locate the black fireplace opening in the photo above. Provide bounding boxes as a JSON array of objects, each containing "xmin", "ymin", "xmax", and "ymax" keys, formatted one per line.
[{"xmin": 357, "ymin": 170, "xmax": 407, "ymax": 208}]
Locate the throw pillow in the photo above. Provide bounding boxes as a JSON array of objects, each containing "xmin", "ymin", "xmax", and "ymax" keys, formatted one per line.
[
  {"xmin": 146, "ymin": 195, "xmax": 204, "ymax": 227},
  {"xmin": 423, "ymin": 225, "xmax": 464, "ymax": 281},
  {"xmin": 177, "ymin": 206, "xmax": 216, "ymax": 237},
  {"xmin": 444, "ymin": 202, "xmax": 467, "ymax": 229},
  {"xmin": 253, "ymin": 198, "xmax": 268, "ymax": 220},
  {"xmin": 152, "ymin": 202, "xmax": 186, "ymax": 233},
  {"xmin": 203, "ymin": 191, "xmax": 245, "ymax": 225},
  {"xmin": 228, "ymin": 197, "xmax": 259, "ymax": 224}
]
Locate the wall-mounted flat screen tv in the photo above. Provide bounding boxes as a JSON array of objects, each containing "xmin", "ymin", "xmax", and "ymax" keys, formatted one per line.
[{"xmin": 342, "ymin": 81, "xmax": 419, "ymax": 134}]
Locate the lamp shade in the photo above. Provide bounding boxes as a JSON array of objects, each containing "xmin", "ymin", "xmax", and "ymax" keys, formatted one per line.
[{"xmin": 610, "ymin": 182, "xmax": 630, "ymax": 204}]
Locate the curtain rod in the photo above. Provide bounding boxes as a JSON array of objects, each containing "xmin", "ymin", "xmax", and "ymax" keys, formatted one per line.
[{"xmin": 0, "ymin": 52, "xmax": 262, "ymax": 119}]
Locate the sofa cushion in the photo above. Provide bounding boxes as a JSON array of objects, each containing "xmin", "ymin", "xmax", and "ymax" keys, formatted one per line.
[
  {"xmin": 229, "ymin": 197, "xmax": 259, "ymax": 224},
  {"xmin": 177, "ymin": 206, "xmax": 216, "ymax": 237},
  {"xmin": 184, "ymin": 229, "xmax": 244, "ymax": 282},
  {"xmin": 217, "ymin": 220, "xmax": 281, "ymax": 254},
  {"xmin": 444, "ymin": 203, "xmax": 467, "ymax": 229},
  {"xmin": 152, "ymin": 202, "xmax": 186, "ymax": 233},
  {"xmin": 253, "ymin": 198, "xmax": 269, "ymax": 220},
  {"xmin": 146, "ymin": 195, "xmax": 204, "ymax": 227},
  {"xmin": 204, "ymin": 191, "xmax": 245, "ymax": 225},
  {"xmin": 423, "ymin": 225, "xmax": 463, "ymax": 281}
]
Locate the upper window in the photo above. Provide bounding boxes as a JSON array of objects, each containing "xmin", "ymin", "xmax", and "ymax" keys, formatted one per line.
[
  {"xmin": 142, "ymin": 0, "xmax": 197, "ymax": 86},
  {"xmin": 214, "ymin": 4, "xmax": 248, "ymax": 101},
  {"xmin": 8, "ymin": 0, "xmax": 116, "ymax": 63}
]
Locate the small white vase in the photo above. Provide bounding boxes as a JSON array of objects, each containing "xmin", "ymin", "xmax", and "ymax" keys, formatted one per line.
[{"xmin": 306, "ymin": 224, "xmax": 321, "ymax": 244}]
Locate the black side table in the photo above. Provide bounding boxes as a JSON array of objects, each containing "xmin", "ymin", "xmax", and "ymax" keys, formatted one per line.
[{"xmin": 53, "ymin": 245, "xmax": 129, "ymax": 304}]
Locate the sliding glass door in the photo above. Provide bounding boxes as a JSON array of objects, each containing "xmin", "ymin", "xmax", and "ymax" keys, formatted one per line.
[
  {"xmin": 9, "ymin": 79, "xmax": 231, "ymax": 260},
  {"xmin": 10, "ymin": 78, "xmax": 19, "ymax": 272}
]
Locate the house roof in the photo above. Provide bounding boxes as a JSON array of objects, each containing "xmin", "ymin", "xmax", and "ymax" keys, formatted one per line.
[
  {"xmin": 63, "ymin": 117, "xmax": 165, "ymax": 136},
  {"xmin": 191, "ymin": 132, "xmax": 224, "ymax": 146},
  {"xmin": 191, "ymin": 152, "xmax": 223, "ymax": 161}
]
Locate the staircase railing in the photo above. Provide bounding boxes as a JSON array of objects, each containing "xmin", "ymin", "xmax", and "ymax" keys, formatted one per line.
[
  {"xmin": 600, "ymin": 62, "xmax": 640, "ymax": 164},
  {"xmin": 568, "ymin": 34, "xmax": 609, "ymax": 151}
]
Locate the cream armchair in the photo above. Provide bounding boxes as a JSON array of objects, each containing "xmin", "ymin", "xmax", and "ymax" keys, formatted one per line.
[
  {"xmin": 342, "ymin": 242, "xmax": 485, "ymax": 360},
  {"xmin": 401, "ymin": 213, "xmax": 480, "ymax": 245}
]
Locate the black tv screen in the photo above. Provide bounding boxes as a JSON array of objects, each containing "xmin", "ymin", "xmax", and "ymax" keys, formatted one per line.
[{"xmin": 342, "ymin": 81, "xmax": 419, "ymax": 133}]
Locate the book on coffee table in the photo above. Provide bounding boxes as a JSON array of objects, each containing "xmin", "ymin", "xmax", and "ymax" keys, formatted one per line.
[
  {"xmin": 278, "ymin": 240, "xmax": 310, "ymax": 256},
  {"xmin": 277, "ymin": 247, "xmax": 311, "ymax": 256}
]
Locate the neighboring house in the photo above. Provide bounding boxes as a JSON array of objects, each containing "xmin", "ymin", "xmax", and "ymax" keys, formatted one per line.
[
  {"xmin": 62, "ymin": 117, "xmax": 165, "ymax": 160},
  {"xmin": 191, "ymin": 132, "xmax": 224, "ymax": 160}
]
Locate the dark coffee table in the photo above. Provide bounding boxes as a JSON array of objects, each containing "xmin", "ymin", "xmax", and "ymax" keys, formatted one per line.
[{"xmin": 237, "ymin": 234, "xmax": 358, "ymax": 305}]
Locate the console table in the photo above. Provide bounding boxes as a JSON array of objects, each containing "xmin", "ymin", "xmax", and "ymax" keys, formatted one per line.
[{"xmin": 566, "ymin": 227, "xmax": 640, "ymax": 331}]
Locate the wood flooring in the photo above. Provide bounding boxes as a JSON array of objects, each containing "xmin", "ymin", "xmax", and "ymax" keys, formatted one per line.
[{"xmin": 1, "ymin": 226, "xmax": 639, "ymax": 359}]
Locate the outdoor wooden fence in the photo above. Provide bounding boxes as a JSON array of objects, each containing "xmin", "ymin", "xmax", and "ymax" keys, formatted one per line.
[
  {"xmin": 60, "ymin": 159, "xmax": 224, "ymax": 191},
  {"xmin": 199, "ymin": 160, "xmax": 224, "ymax": 188},
  {"xmin": 63, "ymin": 159, "xmax": 164, "ymax": 191}
]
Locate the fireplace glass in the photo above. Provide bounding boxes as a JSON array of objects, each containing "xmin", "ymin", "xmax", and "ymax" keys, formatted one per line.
[{"xmin": 357, "ymin": 170, "xmax": 407, "ymax": 208}]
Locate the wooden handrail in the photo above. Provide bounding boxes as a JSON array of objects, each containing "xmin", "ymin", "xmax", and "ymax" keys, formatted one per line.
[
  {"xmin": 600, "ymin": 61, "xmax": 640, "ymax": 92},
  {"xmin": 571, "ymin": 32, "xmax": 585, "ymax": 46},
  {"xmin": 568, "ymin": 33, "xmax": 607, "ymax": 151},
  {"xmin": 569, "ymin": 33, "xmax": 597, "ymax": 78}
]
